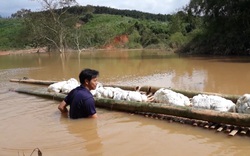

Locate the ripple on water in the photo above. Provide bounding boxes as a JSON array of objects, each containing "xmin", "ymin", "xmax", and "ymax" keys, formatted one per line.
[
  {"xmin": 0, "ymin": 94, "xmax": 91, "ymax": 155},
  {"xmin": 2, "ymin": 57, "xmax": 250, "ymax": 156}
]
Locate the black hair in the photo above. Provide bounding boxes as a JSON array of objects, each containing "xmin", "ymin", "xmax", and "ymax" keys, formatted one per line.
[{"xmin": 79, "ymin": 68, "xmax": 99, "ymax": 84}]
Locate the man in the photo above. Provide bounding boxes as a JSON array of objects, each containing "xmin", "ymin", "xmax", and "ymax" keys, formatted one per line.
[{"xmin": 58, "ymin": 68, "xmax": 99, "ymax": 119}]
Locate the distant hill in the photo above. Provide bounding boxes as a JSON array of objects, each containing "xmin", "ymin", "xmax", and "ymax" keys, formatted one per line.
[
  {"xmin": 68, "ymin": 5, "xmax": 170, "ymax": 22},
  {"xmin": 1, "ymin": 6, "xmax": 193, "ymax": 52},
  {"xmin": 3, "ymin": 4, "xmax": 250, "ymax": 55}
]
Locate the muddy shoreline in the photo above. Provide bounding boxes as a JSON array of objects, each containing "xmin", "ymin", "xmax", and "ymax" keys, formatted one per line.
[
  {"xmin": 0, "ymin": 48, "xmax": 47, "ymax": 56},
  {"xmin": 0, "ymin": 47, "xmax": 176, "ymax": 56}
]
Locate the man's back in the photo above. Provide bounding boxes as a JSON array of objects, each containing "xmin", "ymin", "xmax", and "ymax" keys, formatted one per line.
[{"xmin": 65, "ymin": 86, "xmax": 96, "ymax": 119}]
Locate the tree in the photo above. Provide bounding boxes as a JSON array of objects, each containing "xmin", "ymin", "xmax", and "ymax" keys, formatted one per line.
[
  {"xmin": 184, "ymin": 0, "xmax": 250, "ymax": 55},
  {"xmin": 25, "ymin": 0, "xmax": 78, "ymax": 53},
  {"xmin": 11, "ymin": 9, "xmax": 31, "ymax": 18}
]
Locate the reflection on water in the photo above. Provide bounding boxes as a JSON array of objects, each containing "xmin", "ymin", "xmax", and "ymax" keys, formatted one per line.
[
  {"xmin": 1, "ymin": 50, "xmax": 250, "ymax": 95},
  {"xmin": 1, "ymin": 50, "xmax": 250, "ymax": 155},
  {"xmin": 59, "ymin": 114, "xmax": 103, "ymax": 155}
]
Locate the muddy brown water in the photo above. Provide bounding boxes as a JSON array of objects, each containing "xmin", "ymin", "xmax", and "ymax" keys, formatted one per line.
[{"xmin": 1, "ymin": 50, "xmax": 250, "ymax": 156}]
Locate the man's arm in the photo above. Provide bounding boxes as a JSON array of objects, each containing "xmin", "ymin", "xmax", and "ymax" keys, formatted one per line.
[{"xmin": 58, "ymin": 100, "xmax": 68, "ymax": 113}]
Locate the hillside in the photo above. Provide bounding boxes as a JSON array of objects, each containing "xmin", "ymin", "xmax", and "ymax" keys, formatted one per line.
[
  {"xmin": 2, "ymin": 3, "xmax": 250, "ymax": 55},
  {"xmin": 0, "ymin": 18, "xmax": 26, "ymax": 50},
  {"xmin": 0, "ymin": 12, "xmax": 194, "ymax": 52},
  {"xmin": 74, "ymin": 14, "xmax": 174, "ymax": 50}
]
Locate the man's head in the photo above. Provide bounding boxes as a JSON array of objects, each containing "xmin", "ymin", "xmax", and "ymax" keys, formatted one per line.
[{"xmin": 79, "ymin": 68, "xmax": 99, "ymax": 90}]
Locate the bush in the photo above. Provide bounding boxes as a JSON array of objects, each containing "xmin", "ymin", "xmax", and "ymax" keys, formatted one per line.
[
  {"xmin": 169, "ymin": 32, "xmax": 186, "ymax": 48},
  {"xmin": 125, "ymin": 42, "xmax": 143, "ymax": 49}
]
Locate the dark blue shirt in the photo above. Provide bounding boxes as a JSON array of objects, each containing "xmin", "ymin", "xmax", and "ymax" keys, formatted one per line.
[{"xmin": 64, "ymin": 85, "xmax": 96, "ymax": 119}]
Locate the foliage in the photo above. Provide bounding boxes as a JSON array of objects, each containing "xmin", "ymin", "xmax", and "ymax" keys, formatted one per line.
[
  {"xmin": 182, "ymin": 0, "xmax": 250, "ymax": 55},
  {"xmin": 92, "ymin": 5, "xmax": 169, "ymax": 21},
  {"xmin": 0, "ymin": 3, "xmax": 221, "ymax": 54},
  {"xmin": 169, "ymin": 32, "xmax": 186, "ymax": 49},
  {"xmin": 67, "ymin": 14, "xmax": 134, "ymax": 49},
  {"xmin": 24, "ymin": 0, "xmax": 78, "ymax": 53},
  {"xmin": 11, "ymin": 9, "xmax": 31, "ymax": 18},
  {"xmin": 0, "ymin": 18, "xmax": 28, "ymax": 50},
  {"xmin": 1, "ymin": 2, "xmax": 250, "ymax": 55},
  {"xmin": 0, "ymin": 11, "xmax": 193, "ymax": 51}
]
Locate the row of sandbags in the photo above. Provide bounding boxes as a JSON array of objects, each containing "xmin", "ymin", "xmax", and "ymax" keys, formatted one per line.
[
  {"xmin": 90, "ymin": 83, "xmax": 149, "ymax": 102},
  {"xmin": 47, "ymin": 79, "xmax": 149, "ymax": 102},
  {"xmin": 91, "ymin": 83, "xmax": 250, "ymax": 114},
  {"xmin": 154, "ymin": 88, "xmax": 250, "ymax": 114},
  {"xmin": 47, "ymin": 79, "xmax": 250, "ymax": 114}
]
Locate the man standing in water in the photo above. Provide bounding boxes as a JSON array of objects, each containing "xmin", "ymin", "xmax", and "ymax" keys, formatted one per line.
[{"xmin": 58, "ymin": 68, "xmax": 99, "ymax": 119}]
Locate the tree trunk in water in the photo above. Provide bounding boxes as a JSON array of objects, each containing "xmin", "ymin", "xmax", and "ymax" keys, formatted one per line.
[{"xmin": 13, "ymin": 87, "xmax": 250, "ymax": 127}]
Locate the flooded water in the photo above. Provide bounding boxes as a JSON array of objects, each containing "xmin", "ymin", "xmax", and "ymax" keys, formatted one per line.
[{"xmin": 1, "ymin": 50, "xmax": 250, "ymax": 156}]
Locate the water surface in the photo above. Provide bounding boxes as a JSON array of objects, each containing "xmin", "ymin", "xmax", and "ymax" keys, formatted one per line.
[{"xmin": 1, "ymin": 50, "xmax": 250, "ymax": 156}]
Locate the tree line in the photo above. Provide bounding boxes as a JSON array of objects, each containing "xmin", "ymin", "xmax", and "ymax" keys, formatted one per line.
[
  {"xmin": 1, "ymin": 0, "xmax": 249, "ymax": 55},
  {"xmin": 181, "ymin": 0, "xmax": 250, "ymax": 55}
]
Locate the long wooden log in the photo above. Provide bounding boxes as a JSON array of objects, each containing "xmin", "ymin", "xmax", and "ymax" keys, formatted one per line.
[
  {"xmin": 13, "ymin": 87, "xmax": 250, "ymax": 127},
  {"xmin": 10, "ymin": 78, "xmax": 57, "ymax": 85},
  {"xmin": 10, "ymin": 78, "xmax": 241, "ymax": 103}
]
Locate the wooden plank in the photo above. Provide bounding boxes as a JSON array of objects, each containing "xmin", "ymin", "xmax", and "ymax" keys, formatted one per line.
[
  {"xmin": 210, "ymin": 123, "xmax": 220, "ymax": 129},
  {"xmin": 229, "ymin": 127, "xmax": 240, "ymax": 136},
  {"xmin": 204, "ymin": 122, "xmax": 213, "ymax": 129},
  {"xmin": 240, "ymin": 128, "xmax": 248, "ymax": 135},
  {"xmin": 193, "ymin": 122, "xmax": 198, "ymax": 126},
  {"xmin": 217, "ymin": 126, "xmax": 225, "ymax": 132},
  {"xmin": 225, "ymin": 125, "xmax": 233, "ymax": 133}
]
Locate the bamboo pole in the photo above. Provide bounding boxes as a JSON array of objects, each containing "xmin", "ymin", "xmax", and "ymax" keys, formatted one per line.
[
  {"xmin": 10, "ymin": 78, "xmax": 241, "ymax": 103},
  {"xmin": 13, "ymin": 87, "xmax": 250, "ymax": 127},
  {"xmin": 10, "ymin": 78, "xmax": 57, "ymax": 85}
]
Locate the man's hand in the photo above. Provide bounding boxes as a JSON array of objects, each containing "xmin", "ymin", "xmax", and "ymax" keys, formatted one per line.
[{"xmin": 58, "ymin": 100, "xmax": 68, "ymax": 113}]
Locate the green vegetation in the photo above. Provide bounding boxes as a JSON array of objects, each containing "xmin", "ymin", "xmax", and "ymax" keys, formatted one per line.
[
  {"xmin": 74, "ymin": 14, "xmax": 172, "ymax": 49},
  {"xmin": 0, "ymin": 9, "xmax": 193, "ymax": 52},
  {"xmin": 181, "ymin": 0, "xmax": 250, "ymax": 55},
  {"xmin": 0, "ymin": 18, "xmax": 28, "ymax": 50},
  {"xmin": 1, "ymin": 0, "xmax": 250, "ymax": 55},
  {"xmin": 72, "ymin": 14, "xmax": 133, "ymax": 48}
]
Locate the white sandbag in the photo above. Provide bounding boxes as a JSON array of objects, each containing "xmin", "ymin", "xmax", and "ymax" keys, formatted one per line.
[
  {"xmin": 48, "ymin": 81, "xmax": 67, "ymax": 93},
  {"xmin": 126, "ymin": 91, "xmax": 147, "ymax": 102},
  {"xmin": 236, "ymin": 94, "xmax": 250, "ymax": 114},
  {"xmin": 61, "ymin": 78, "xmax": 79, "ymax": 94},
  {"xmin": 90, "ymin": 83, "xmax": 104, "ymax": 97},
  {"xmin": 47, "ymin": 78, "xmax": 79, "ymax": 93},
  {"xmin": 113, "ymin": 88, "xmax": 129, "ymax": 101},
  {"xmin": 102, "ymin": 87, "xmax": 116, "ymax": 98},
  {"xmin": 154, "ymin": 88, "xmax": 191, "ymax": 107},
  {"xmin": 90, "ymin": 89, "xmax": 102, "ymax": 98},
  {"xmin": 92, "ymin": 86, "xmax": 112, "ymax": 98},
  {"xmin": 91, "ymin": 83, "xmax": 148, "ymax": 102},
  {"xmin": 192, "ymin": 94, "xmax": 236, "ymax": 112},
  {"xmin": 191, "ymin": 94, "xmax": 212, "ymax": 110}
]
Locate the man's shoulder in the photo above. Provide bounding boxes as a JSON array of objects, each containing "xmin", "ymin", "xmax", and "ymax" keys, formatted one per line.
[
  {"xmin": 77, "ymin": 86, "xmax": 90, "ymax": 93},
  {"xmin": 76, "ymin": 86, "xmax": 93, "ymax": 98}
]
